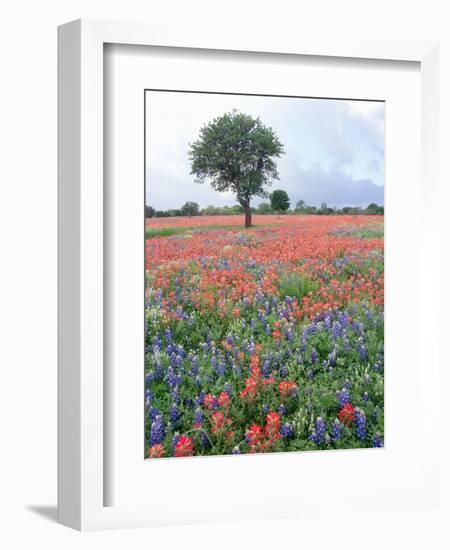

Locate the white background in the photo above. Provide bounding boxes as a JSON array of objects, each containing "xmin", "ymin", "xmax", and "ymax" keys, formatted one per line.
[{"xmin": 0, "ymin": 0, "xmax": 449, "ymax": 548}]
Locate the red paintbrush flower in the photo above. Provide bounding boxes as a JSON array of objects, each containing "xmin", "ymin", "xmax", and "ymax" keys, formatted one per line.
[
  {"xmin": 148, "ymin": 444, "xmax": 166, "ymax": 458},
  {"xmin": 338, "ymin": 403, "xmax": 356, "ymax": 425},
  {"xmin": 278, "ymin": 380, "xmax": 298, "ymax": 398},
  {"xmin": 218, "ymin": 391, "xmax": 230, "ymax": 409},
  {"xmin": 174, "ymin": 435, "xmax": 194, "ymax": 457}
]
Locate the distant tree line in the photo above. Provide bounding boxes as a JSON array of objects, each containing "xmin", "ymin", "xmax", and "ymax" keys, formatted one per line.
[{"xmin": 145, "ymin": 197, "xmax": 384, "ymax": 218}]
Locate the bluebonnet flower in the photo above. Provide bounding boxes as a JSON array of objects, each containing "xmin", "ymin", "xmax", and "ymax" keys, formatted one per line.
[
  {"xmin": 195, "ymin": 391, "xmax": 206, "ymax": 407},
  {"xmin": 280, "ymin": 365, "xmax": 289, "ymax": 378},
  {"xmin": 278, "ymin": 404, "xmax": 287, "ymax": 416},
  {"xmin": 337, "ymin": 387, "xmax": 351, "ymax": 407},
  {"xmin": 307, "ymin": 369, "xmax": 314, "ymax": 380},
  {"xmin": 262, "ymin": 359, "xmax": 271, "ymax": 378},
  {"xmin": 343, "ymin": 337, "xmax": 350, "ymax": 353},
  {"xmin": 357, "ymin": 337, "xmax": 367, "ymax": 361},
  {"xmin": 362, "ymin": 391, "xmax": 369, "ymax": 402},
  {"xmin": 373, "ymin": 432, "xmax": 384, "ymax": 448},
  {"xmin": 145, "ymin": 389, "xmax": 153, "ymax": 408},
  {"xmin": 223, "ymin": 381, "xmax": 232, "ymax": 397},
  {"xmin": 310, "ymin": 348, "xmax": 318, "ymax": 365},
  {"xmin": 172, "ymin": 354, "xmax": 183, "ymax": 367},
  {"xmin": 310, "ymin": 417, "xmax": 327, "ymax": 445},
  {"xmin": 169, "ymin": 404, "xmax": 181, "ymax": 425},
  {"xmin": 152, "ymin": 334, "xmax": 162, "ymax": 352},
  {"xmin": 331, "ymin": 419, "xmax": 343, "ymax": 442},
  {"xmin": 328, "ymin": 348, "xmax": 337, "ymax": 367},
  {"xmin": 183, "ymin": 397, "xmax": 193, "ymax": 409},
  {"xmin": 149, "ymin": 406, "xmax": 161, "ymax": 422},
  {"xmin": 150, "ymin": 414, "xmax": 165, "ymax": 446},
  {"xmin": 194, "ymin": 408, "xmax": 203, "ymax": 426},
  {"xmin": 262, "ymin": 404, "xmax": 269, "ymax": 415},
  {"xmin": 170, "ymin": 386, "xmax": 180, "ymax": 404},
  {"xmin": 280, "ymin": 423, "xmax": 295, "ymax": 439},
  {"xmin": 354, "ymin": 408, "xmax": 367, "ymax": 440},
  {"xmin": 231, "ymin": 446, "xmax": 241, "ymax": 455},
  {"xmin": 352, "ymin": 320, "xmax": 364, "ymax": 335},
  {"xmin": 166, "ymin": 367, "xmax": 181, "ymax": 389},
  {"xmin": 373, "ymin": 352, "xmax": 384, "ymax": 372},
  {"xmin": 332, "ymin": 322, "xmax": 342, "ymax": 340},
  {"xmin": 189, "ymin": 355, "xmax": 199, "ymax": 377}
]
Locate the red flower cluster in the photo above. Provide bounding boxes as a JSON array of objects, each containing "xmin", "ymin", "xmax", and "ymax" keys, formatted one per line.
[
  {"xmin": 265, "ymin": 411, "xmax": 281, "ymax": 441},
  {"xmin": 174, "ymin": 435, "xmax": 194, "ymax": 457},
  {"xmin": 210, "ymin": 411, "xmax": 232, "ymax": 435},
  {"xmin": 240, "ymin": 356, "xmax": 275, "ymax": 403},
  {"xmin": 203, "ymin": 393, "xmax": 216, "ymax": 410},
  {"xmin": 246, "ymin": 412, "xmax": 281, "ymax": 453},
  {"xmin": 278, "ymin": 380, "xmax": 298, "ymax": 399},
  {"xmin": 338, "ymin": 403, "xmax": 355, "ymax": 425},
  {"xmin": 218, "ymin": 391, "xmax": 230, "ymax": 409},
  {"xmin": 240, "ymin": 377, "xmax": 258, "ymax": 402},
  {"xmin": 148, "ymin": 444, "xmax": 166, "ymax": 458}
]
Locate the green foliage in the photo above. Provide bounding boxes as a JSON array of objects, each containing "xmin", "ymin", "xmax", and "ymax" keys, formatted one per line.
[
  {"xmin": 189, "ymin": 110, "xmax": 284, "ymax": 227},
  {"xmin": 257, "ymin": 202, "xmax": 273, "ymax": 214},
  {"xmin": 366, "ymin": 203, "xmax": 384, "ymax": 215},
  {"xmin": 278, "ymin": 272, "xmax": 320, "ymax": 301},
  {"xmin": 180, "ymin": 201, "xmax": 200, "ymax": 217},
  {"xmin": 270, "ymin": 189, "xmax": 290, "ymax": 214},
  {"xmin": 145, "ymin": 205, "xmax": 156, "ymax": 218},
  {"xmin": 146, "ymin": 224, "xmax": 246, "ymax": 239}
]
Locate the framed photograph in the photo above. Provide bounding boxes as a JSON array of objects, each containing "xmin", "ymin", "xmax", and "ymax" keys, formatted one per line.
[{"xmin": 58, "ymin": 19, "xmax": 440, "ymax": 530}]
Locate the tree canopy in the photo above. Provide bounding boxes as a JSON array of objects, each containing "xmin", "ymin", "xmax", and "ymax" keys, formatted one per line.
[
  {"xmin": 270, "ymin": 189, "xmax": 290, "ymax": 216},
  {"xmin": 180, "ymin": 201, "xmax": 200, "ymax": 217},
  {"xmin": 189, "ymin": 110, "xmax": 284, "ymax": 227}
]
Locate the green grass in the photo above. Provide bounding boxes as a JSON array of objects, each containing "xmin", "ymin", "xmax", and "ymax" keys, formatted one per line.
[
  {"xmin": 278, "ymin": 272, "xmax": 320, "ymax": 301},
  {"xmin": 145, "ymin": 223, "xmax": 281, "ymax": 239},
  {"xmin": 331, "ymin": 224, "xmax": 384, "ymax": 239}
]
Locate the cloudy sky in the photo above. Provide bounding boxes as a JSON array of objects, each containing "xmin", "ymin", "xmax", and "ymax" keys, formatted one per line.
[{"xmin": 145, "ymin": 91, "xmax": 384, "ymax": 210}]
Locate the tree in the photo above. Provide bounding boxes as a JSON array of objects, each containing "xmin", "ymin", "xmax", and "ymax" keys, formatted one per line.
[
  {"xmin": 189, "ymin": 110, "xmax": 284, "ymax": 228},
  {"xmin": 145, "ymin": 205, "xmax": 156, "ymax": 218},
  {"xmin": 270, "ymin": 189, "xmax": 290, "ymax": 217},
  {"xmin": 180, "ymin": 201, "xmax": 200, "ymax": 217},
  {"xmin": 257, "ymin": 202, "xmax": 272, "ymax": 215},
  {"xmin": 295, "ymin": 199, "xmax": 306, "ymax": 213},
  {"xmin": 366, "ymin": 202, "xmax": 383, "ymax": 215}
]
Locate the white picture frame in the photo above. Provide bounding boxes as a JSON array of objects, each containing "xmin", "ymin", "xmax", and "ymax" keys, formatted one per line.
[{"xmin": 58, "ymin": 18, "xmax": 440, "ymax": 531}]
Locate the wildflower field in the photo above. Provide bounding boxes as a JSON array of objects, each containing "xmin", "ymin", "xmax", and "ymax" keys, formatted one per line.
[{"xmin": 145, "ymin": 215, "xmax": 384, "ymax": 458}]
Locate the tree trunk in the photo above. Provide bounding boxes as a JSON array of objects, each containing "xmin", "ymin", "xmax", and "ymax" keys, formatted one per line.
[{"xmin": 244, "ymin": 204, "xmax": 252, "ymax": 228}]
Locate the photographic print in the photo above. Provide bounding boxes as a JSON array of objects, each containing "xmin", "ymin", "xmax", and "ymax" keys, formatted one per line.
[{"xmin": 144, "ymin": 91, "xmax": 384, "ymax": 459}]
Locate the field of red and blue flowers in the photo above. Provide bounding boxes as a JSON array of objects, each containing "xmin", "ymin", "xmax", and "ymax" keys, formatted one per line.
[{"xmin": 145, "ymin": 215, "xmax": 384, "ymax": 458}]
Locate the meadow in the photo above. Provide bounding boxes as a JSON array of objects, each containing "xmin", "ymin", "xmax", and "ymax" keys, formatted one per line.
[{"xmin": 145, "ymin": 215, "xmax": 384, "ymax": 458}]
